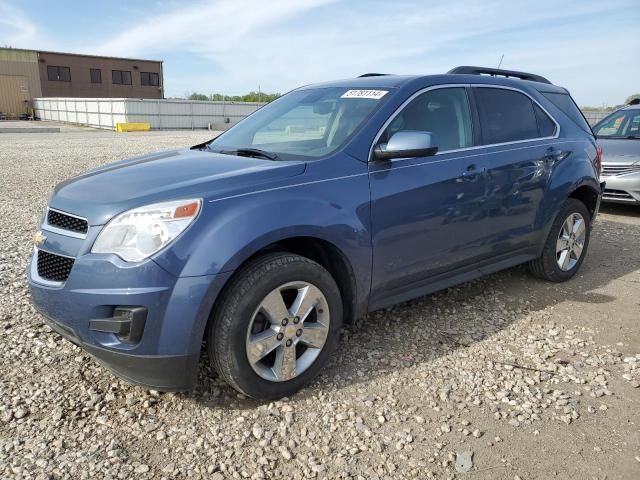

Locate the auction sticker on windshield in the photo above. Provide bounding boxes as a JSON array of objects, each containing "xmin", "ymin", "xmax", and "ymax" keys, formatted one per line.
[{"xmin": 341, "ymin": 90, "xmax": 388, "ymax": 99}]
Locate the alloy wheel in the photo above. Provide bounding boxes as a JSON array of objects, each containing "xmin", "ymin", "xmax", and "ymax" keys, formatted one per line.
[
  {"xmin": 556, "ymin": 212, "xmax": 586, "ymax": 271},
  {"xmin": 245, "ymin": 281, "xmax": 330, "ymax": 382}
]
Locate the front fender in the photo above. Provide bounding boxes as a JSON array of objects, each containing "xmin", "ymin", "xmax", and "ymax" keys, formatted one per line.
[{"xmin": 152, "ymin": 163, "xmax": 372, "ymax": 308}]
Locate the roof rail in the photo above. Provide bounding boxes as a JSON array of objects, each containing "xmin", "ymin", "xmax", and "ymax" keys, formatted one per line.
[
  {"xmin": 448, "ymin": 66, "xmax": 551, "ymax": 85},
  {"xmin": 358, "ymin": 73, "xmax": 389, "ymax": 77}
]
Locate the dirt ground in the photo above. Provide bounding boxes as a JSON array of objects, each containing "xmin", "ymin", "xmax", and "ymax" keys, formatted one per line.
[{"xmin": 0, "ymin": 127, "xmax": 638, "ymax": 479}]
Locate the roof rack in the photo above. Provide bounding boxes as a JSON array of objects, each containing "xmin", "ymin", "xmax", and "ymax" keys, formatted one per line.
[
  {"xmin": 358, "ymin": 73, "xmax": 389, "ymax": 77},
  {"xmin": 448, "ymin": 66, "xmax": 551, "ymax": 85}
]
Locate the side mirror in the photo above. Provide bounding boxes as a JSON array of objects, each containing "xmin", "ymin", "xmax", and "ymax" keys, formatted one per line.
[{"xmin": 374, "ymin": 131, "xmax": 438, "ymax": 160}]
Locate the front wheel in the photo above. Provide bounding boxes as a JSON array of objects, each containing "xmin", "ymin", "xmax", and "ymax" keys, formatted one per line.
[
  {"xmin": 528, "ymin": 198, "xmax": 592, "ymax": 282},
  {"xmin": 209, "ymin": 253, "xmax": 342, "ymax": 400}
]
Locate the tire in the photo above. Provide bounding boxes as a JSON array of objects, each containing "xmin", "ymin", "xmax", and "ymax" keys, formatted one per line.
[
  {"xmin": 208, "ymin": 252, "xmax": 343, "ymax": 400},
  {"xmin": 528, "ymin": 198, "xmax": 592, "ymax": 282}
]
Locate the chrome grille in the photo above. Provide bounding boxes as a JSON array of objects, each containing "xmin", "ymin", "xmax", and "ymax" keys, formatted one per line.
[
  {"xmin": 47, "ymin": 209, "xmax": 89, "ymax": 234},
  {"xmin": 603, "ymin": 189, "xmax": 634, "ymax": 201},
  {"xmin": 36, "ymin": 250, "xmax": 75, "ymax": 282},
  {"xmin": 47, "ymin": 209, "xmax": 88, "ymax": 234},
  {"xmin": 601, "ymin": 164, "xmax": 640, "ymax": 177}
]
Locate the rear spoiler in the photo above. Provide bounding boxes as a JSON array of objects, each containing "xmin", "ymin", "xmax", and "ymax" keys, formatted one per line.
[{"xmin": 358, "ymin": 73, "xmax": 390, "ymax": 78}]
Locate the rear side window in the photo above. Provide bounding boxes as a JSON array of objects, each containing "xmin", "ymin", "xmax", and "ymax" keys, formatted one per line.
[
  {"xmin": 534, "ymin": 103, "xmax": 557, "ymax": 137},
  {"xmin": 542, "ymin": 92, "xmax": 592, "ymax": 134},
  {"xmin": 475, "ymin": 88, "xmax": 539, "ymax": 144}
]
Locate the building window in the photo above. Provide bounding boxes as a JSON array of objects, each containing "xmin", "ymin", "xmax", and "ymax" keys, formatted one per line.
[
  {"xmin": 112, "ymin": 70, "xmax": 132, "ymax": 85},
  {"xmin": 47, "ymin": 66, "xmax": 71, "ymax": 82},
  {"xmin": 140, "ymin": 71, "xmax": 160, "ymax": 86},
  {"xmin": 90, "ymin": 68, "xmax": 102, "ymax": 84}
]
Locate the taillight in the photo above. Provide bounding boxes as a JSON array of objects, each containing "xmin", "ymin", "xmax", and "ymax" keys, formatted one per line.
[{"xmin": 595, "ymin": 143, "xmax": 603, "ymax": 176}]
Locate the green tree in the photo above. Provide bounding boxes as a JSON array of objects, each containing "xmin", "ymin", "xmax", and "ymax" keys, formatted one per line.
[
  {"xmin": 625, "ymin": 94, "xmax": 640, "ymax": 105},
  {"xmin": 581, "ymin": 105, "xmax": 616, "ymax": 112},
  {"xmin": 187, "ymin": 91, "xmax": 282, "ymax": 103}
]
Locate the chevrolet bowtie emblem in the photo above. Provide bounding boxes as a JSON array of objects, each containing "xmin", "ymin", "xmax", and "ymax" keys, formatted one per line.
[{"xmin": 33, "ymin": 230, "xmax": 47, "ymax": 247}]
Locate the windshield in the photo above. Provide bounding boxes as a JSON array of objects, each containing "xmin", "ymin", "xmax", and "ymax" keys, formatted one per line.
[
  {"xmin": 207, "ymin": 87, "xmax": 390, "ymax": 159},
  {"xmin": 594, "ymin": 109, "xmax": 640, "ymax": 138}
]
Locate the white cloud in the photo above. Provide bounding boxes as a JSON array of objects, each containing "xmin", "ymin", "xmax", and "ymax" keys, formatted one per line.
[
  {"xmin": 0, "ymin": 1, "xmax": 38, "ymax": 47},
  {"xmin": 4, "ymin": 0, "xmax": 637, "ymax": 105},
  {"xmin": 94, "ymin": 0, "xmax": 338, "ymax": 57},
  {"xmin": 92, "ymin": 0, "xmax": 638, "ymax": 104}
]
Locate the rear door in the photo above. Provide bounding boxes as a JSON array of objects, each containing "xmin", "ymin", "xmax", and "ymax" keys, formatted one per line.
[{"xmin": 470, "ymin": 86, "xmax": 560, "ymax": 255}]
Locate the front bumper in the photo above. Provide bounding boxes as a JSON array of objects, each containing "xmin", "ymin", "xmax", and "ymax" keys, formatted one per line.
[
  {"xmin": 28, "ymin": 249, "xmax": 231, "ymax": 391},
  {"xmin": 42, "ymin": 313, "xmax": 199, "ymax": 391},
  {"xmin": 601, "ymin": 172, "xmax": 640, "ymax": 204}
]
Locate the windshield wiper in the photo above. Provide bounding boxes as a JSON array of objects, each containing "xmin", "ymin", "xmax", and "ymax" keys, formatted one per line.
[
  {"xmin": 212, "ymin": 147, "xmax": 278, "ymax": 160},
  {"xmin": 236, "ymin": 148, "xmax": 279, "ymax": 160}
]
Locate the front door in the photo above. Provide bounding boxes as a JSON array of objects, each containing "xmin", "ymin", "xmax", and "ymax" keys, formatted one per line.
[{"xmin": 369, "ymin": 86, "xmax": 489, "ymax": 307}]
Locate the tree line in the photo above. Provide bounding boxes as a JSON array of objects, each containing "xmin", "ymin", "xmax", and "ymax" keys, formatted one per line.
[
  {"xmin": 581, "ymin": 94, "xmax": 640, "ymax": 111},
  {"xmin": 182, "ymin": 91, "xmax": 640, "ymax": 108},
  {"xmin": 186, "ymin": 91, "xmax": 281, "ymax": 103}
]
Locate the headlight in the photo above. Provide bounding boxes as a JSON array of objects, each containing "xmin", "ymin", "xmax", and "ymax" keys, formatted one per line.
[{"xmin": 92, "ymin": 199, "xmax": 202, "ymax": 262}]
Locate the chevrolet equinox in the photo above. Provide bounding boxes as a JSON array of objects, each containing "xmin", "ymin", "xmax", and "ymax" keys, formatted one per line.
[{"xmin": 28, "ymin": 66, "xmax": 604, "ymax": 399}]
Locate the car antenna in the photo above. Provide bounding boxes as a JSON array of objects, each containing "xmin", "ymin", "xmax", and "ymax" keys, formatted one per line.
[{"xmin": 497, "ymin": 54, "xmax": 504, "ymax": 69}]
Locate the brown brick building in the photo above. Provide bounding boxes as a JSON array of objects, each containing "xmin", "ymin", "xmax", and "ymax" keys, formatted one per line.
[{"xmin": 0, "ymin": 48, "xmax": 163, "ymax": 117}]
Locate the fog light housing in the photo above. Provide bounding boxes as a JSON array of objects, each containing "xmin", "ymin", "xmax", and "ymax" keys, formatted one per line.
[{"xmin": 90, "ymin": 306, "xmax": 147, "ymax": 343}]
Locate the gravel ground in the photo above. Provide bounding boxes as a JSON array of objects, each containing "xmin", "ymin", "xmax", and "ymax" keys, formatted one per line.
[{"xmin": 1, "ymin": 127, "xmax": 639, "ymax": 479}]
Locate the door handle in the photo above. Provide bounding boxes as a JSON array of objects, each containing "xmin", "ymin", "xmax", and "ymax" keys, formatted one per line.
[{"xmin": 461, "ymin": 164, "xmax": 484, "ymax": 181}]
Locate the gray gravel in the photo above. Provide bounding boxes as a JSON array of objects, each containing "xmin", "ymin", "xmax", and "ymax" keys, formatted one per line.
[{"xmin": 1, "ymin": 126, "xmax": 639, "ymax": 479}]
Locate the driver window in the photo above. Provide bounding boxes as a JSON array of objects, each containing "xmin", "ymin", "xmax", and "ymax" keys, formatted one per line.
[{"xmin": 381, "ymin": 87, "xmax": 473, "ymax": 152}]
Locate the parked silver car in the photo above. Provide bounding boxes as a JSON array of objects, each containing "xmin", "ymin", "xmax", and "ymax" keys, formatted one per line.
[{"xmin": 594, "ymin": 101, "xmax": 640, "ymax": 205}]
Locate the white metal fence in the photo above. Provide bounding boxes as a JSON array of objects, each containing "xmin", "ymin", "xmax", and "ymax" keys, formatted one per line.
[
  {"xmin": 32, "ymin": 97, "xmax": 612, "ymax": 130},
  {"xmin": 32, "ymin": 97, "xmax": 265, "ymax": 130},
  {"xmin": 582, "ymin": 110, "xmax": 610, "ymax": 126}
]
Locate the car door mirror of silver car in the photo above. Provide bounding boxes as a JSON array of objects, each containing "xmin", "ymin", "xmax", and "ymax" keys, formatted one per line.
[{"xmin": 374, "ymin": 131, "xmax": 439, "ymax": 160}]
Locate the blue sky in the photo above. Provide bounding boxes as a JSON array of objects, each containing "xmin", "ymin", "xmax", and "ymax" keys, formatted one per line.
[{"xmin": 1, "ymin": 0, "xmax": 638, "ymax": 106}]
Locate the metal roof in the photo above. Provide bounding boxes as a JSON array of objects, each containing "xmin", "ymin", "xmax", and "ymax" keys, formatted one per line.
[
  {"xmin": 0, "ymin": 47, "xmax": 162, "ymax": 64},
  {"xmin": 301, "ymin": 73, "xmax": 567, "ymax": 94}
]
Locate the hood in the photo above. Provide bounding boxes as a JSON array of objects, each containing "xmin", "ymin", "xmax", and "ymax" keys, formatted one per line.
[
  {"xmin": 599, "ymin": 138, "xmax": 640, "ymax": 165},
  {"xmin": 50, "ymin": 148, "xmax": 306, "ymax": 225}
]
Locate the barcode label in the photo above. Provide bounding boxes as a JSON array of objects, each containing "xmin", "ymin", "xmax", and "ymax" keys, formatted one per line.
[{"xmin": 341, "ymin": 90, "xmax": 388, "ymax": 99}]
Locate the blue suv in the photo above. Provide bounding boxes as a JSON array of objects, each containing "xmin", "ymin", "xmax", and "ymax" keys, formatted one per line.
[{"xmin": 28, "ymin": 66, "xmax": 604, "ymax": 399}]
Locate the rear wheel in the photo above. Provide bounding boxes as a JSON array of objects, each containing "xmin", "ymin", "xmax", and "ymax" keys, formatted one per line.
[
  {"xmin": 209, "ymin": 253, "xmax": 342, "ymax": 400},
  {"xmin": 528, "ymin": 198, "xmax": 591, "ymax": 282}
]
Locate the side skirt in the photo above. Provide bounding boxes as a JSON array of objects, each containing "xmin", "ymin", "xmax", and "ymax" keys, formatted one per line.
[{"xmin": 368, "ymin": 252, "xmax": 536, "ymax": 312}]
